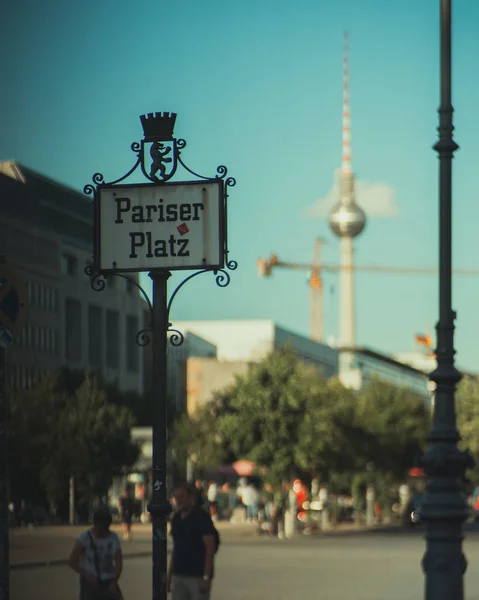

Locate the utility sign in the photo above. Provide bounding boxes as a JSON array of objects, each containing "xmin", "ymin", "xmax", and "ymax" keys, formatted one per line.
[{"xmin": 96, "ymin": 179, "xmax": 225, "ymax": 273}]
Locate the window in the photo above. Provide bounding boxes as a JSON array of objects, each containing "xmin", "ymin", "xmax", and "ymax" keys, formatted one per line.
[
  {"xmin": 88, "ymin": 305, "xmax": 103, "ymax": 368},
  {"xmin": 65, "ymin": 297, "xmax": 82, "ymax": 361},
  {"xmin": 9, "ymin": 366, "xmax": 16, "ymax": 388},
  {"xmin": 106, "ymin": 310, "xmax": 120, "ymax": 368},
  {"xmin": 50, "ymin": 288, "xmax": 58, "ymax": 311},
  {"xmin": 62, "ymin": 254, "xmax": 78, "ymax": 276},
  {"xmin": 33, "ymin": 284, "xmax": 39, "ymax": 307},
  {"xmin": 27, "ymin": 281, "xmax": 33, "ymax": 304},
  {"xmin": 107, "ymin": 276, "xmax": 115, "ymax": 290},
  {"xmin": 52, "ymin": 330, "xmax": 58, "ymax": 355},
  {"xmin": 126, "ymin": 278, "xmax": 134, "ymax": 294},
  {"xmin": 126, "ymin": 315, "xmax": 139, "ymax": 372}
]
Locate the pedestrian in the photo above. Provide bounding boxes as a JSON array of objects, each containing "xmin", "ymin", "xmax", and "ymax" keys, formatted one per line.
[
  {"xmin": 275, "ymin": 482, "xmax": 292, "ymax": 538},
  {"xmin": 68, "ymin": 507, "xmax": 123, "ymax": 600},
  {"xmin": 242, "ymin": 481, "xmax": 260, "ymax": 523},
  {"xmin": 374, "ymin": 500, "xmax": 382, "ymax": 524},
  {"xmin": 194, "ymin": 480, "xmax": 206, "ymax": 508},
  {"xmin": 263, "ymin": 483, "xmax": 274, "ymax": 522},
  {"xmin": 118, "ymin": 488, "xmax": 135, "ymax": 542},
  {"xmin": 207, "ymin": 481, "xmax": 218, "ymax": 520},
  {"xmin": 168, "ymin": 482, "xmax": 217, "ymax": 600}
]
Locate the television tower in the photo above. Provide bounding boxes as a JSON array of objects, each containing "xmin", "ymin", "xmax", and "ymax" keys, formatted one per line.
[{"xmin": 328, "ymin": 32, "xmax": 366, "ymax": 350}]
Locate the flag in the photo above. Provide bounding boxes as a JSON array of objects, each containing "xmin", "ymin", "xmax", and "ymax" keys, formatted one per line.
[{"xmin": 415, "ymin": 333, "xmax": 433, "ymax": 348}]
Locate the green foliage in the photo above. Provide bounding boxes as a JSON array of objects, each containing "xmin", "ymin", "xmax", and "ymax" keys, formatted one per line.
[
  {"xmin": 295, "ymin": 378, "xmax": 376, "ymax": 488},
  {"xmin": 457, "ymin": 376, "xmax": 479, "ymax": 483},
  {"xmin": 170, "ymin": 348, "xmax": 432, "ymax": 492},
  {"xmin": 8, "ymin": 370, "xmax": 139, "ymax": 509},
  {"xmin": 58, "ymin": 367, "xmax": 153, "ymax": 426},
  {"xmin": 355, "ymin": 378, "xmax": 431, "ymax": 483},
  {"xmin": 216, "ymin": 348, "xmax": 311, "ymax": 481},
  {"xmin": 172, "ymin": 405, "xmax": 227, "ymax": 474}
]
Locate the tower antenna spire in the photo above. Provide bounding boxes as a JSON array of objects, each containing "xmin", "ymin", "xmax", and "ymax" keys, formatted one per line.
[{"xmin": 342, "ymin": 31, "xmax": 352, "ymax": 174}]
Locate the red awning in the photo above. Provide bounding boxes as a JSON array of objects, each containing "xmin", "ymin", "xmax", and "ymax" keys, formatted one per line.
[{"xmin": 409, "ymin": 467, "xmax": 425, "ymax": 477}]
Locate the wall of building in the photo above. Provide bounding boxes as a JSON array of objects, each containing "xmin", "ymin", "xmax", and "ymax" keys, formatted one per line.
[
  {"xmin": 274, "ymin": 326, "xmax": 339, "ymax": 379},
  {"xmin": 168, "ymin": 333, "xmax": 217, "ymax": 415},
  {"xmin": 0, "ymin": 164, "xmax": 146, "ymax": 394},
  {"xmin": 59, "ymin": 241, "xmax": 145, "ymax": 393},
  {"xmin": 186, "ymin": 357, "xmax": 250, "ymax": 415},
  {"xmin": 339, "ymin": 349, "xmax": 432, "ymax": 406},
  {"xmin": 2, "ymin": 217, "xmax": 62, "ymax": 387},
  {"xmin": 173, "ymin": 320, "xmax": 276, "ymax": 361}
]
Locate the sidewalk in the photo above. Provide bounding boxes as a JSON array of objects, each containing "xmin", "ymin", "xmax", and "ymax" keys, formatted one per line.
[
  {"xmin": 9, "ymin": 521, "xmax": 256, "ymax": 570},
  {"xmin": 9, "ymin": 520, "xmax": 403, "ymax": 570}
]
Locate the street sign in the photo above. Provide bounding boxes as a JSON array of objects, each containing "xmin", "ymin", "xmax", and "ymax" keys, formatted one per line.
[
  {"xmin": 0, "ymin": 266, "xmax": 28, "ymax": 345},
  {"xmin": 95, "ymin": 179, "xmax": 225, "ymax": 273}
]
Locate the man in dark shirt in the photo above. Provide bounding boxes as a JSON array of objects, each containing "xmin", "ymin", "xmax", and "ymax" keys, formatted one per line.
[
  {"xmin": 118, "ymin": 488, "xmax": 135, "ymax": 542},
  {"xmin": 194, "ymin": 480, "xmax": 206, "ymax": 508},
  {"xmin": 168, "ymin": 482, "xmax": 216, "ymax": 600}
]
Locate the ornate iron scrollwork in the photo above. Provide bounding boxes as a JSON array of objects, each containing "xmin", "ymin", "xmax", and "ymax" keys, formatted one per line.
[
  {"xmin": 165, "ymin": 259, "xmax": 237, "ymax": 347},
  {"xmin": 83, "ymin": 111, "xmax": 237, "ymax": 350},
  {"xmin": 136, "ymin": 328, "xmax": 153, "ymax": 347}
]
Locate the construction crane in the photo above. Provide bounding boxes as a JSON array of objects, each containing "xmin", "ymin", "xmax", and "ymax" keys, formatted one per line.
[
  {"xmin": 309, "ymin": 238, "xmax": 323, "ymax": 343},
  {"xmin": 256, "ymin": 239, "xmax": 479, "ymax": 343}
]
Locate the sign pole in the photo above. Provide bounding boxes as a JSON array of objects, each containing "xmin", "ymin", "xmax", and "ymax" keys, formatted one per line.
[
  {"xmin": 84, "ymin": 112, "xmax": 237, "ymax": 600},
  {"xmin": 148, "ymin": 269, "xmax": 171, "ymax": 600},
  {"xmin": 0, "ymin": 345, "xmax": 8, "ymax": 600}
]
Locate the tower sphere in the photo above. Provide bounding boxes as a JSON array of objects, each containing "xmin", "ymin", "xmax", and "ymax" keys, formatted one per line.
[{"xmin": 328, "ymin": 201, "xmax": 366, "ymax": 238}]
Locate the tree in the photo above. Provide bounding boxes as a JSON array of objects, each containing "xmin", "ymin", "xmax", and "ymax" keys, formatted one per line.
[
  {"xmin": 171, "ymin": 350, "xmax": 432, "ymax": 495},
  {"xmin": 8, "ymin": 371, "xmax": 139, "ymax": 516},
  {"xmin": 172, "ymin": 404, "xmax": 227, "ymax": 475},
  {"xmin": 60, "ymin": 375, "xmax": 139, "ymax": 505},
  {"xmin": 456, "ymin": 376, "xmax": 479, "ymax": 484},
  {"xmin": 214, "ymin": 348, "xmax": 364, "ymax": 485},
  {"xmin": 355, "ymin": 378, "xmax": 431, "ymax": 492},
  {"xmin": 295, "ymin": 377, "xmax": 376, "ymax": 490},
  {"xmin": 9, "ymin": 374, "xmax": 70, "ymax": 508}
]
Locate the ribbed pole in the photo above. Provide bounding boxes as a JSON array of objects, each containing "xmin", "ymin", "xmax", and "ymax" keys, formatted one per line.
[
  {"xmin": 420, "ymin": 1, "xmax": 473, "ymax": 598},
  {"xmin": 148, "ymin": 270, "xmax": 172, "ymax": 600}
]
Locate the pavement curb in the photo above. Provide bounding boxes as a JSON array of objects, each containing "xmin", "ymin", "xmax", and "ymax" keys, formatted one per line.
[
  {"xmin": 11, "ymin": 551, "xmax": 154, "ymax": 571},
  {"xmin": 9, "ymin": 523, "xmax": 410, "ymax": 570}
]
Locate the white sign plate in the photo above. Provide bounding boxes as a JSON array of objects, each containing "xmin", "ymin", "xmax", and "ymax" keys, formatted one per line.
[{"xmin": 96, "ymin": 180, "xmax": 224, "ymax": 272}]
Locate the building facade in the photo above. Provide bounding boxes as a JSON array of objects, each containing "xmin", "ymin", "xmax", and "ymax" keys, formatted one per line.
[
  {"xmin": 339, "ymin": 347, "xmax": 432, "ymax": 405},
  {"xmin": 186, "ymin": 357, "xmax": 250, "ymax": 415},
  {"xmin": 172, "ymin": 320, "xmax": 432, "ymax": 409},
  {"xmin": 0, "ymin": 161, "xmax": 145, "ymax": 393},
  {"xmin": 171, "ymin": 319, "xmax": 339, "ymax": 415},
  {"xmin": 173, "ymin": 319, "xmax": 339, "ymax": 379}
]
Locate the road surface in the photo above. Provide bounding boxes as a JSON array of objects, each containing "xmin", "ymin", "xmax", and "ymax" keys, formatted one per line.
[{"xmin": 11, "ymin": 528, "xmax": 479, "ymax": 600}]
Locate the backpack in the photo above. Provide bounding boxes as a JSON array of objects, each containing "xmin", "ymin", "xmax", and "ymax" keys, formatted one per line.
[{"xmin": 213, "ymin": 525, "xmax": 221, "ymax": 553}]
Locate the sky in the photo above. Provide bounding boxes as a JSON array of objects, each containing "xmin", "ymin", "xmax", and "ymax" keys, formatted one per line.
[{"xmin": 3, "ymin": 0, "xmax": 479, "ymax": 371}]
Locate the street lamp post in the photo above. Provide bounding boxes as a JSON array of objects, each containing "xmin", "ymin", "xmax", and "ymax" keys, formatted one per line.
[{"xmin": 420, "ymin": 1, "xmax": 474, "ymax": 599}]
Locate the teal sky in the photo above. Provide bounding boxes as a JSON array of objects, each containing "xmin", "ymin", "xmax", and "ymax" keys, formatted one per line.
[{"xmin": 2, "ymin": 0, "xmax": 479, "ymax": 371}]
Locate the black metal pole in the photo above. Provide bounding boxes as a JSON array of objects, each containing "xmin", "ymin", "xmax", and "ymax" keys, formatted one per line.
[
  {"xmin": 148, "ymin": 270, "xmax": 172, "ymax": 600},
  {"xmin": 420, "ymin": 1, "xmax": 473, "ymax": 598},
  {"xmin": 0, "ymin": 346, "xmax": 9, "ymax": 600}
]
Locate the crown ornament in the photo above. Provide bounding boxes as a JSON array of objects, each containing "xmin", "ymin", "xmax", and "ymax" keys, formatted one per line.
[{"xmin": 140, "ymin": 112, "xmax": 177, "ymax": 142}]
